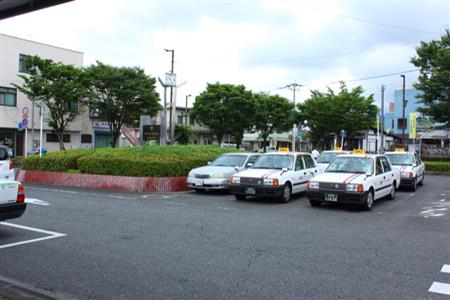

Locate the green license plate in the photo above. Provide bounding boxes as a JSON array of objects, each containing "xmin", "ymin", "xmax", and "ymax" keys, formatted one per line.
[
  {"xmin": 325, "ymin": 193, "xmax": 338, "ymax": 202},
  {"xmin": 245, "ymin": 187, "xmax": 256, "ymax": 195}
]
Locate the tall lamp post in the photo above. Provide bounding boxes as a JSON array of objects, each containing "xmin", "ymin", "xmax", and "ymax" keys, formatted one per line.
[
  {"xmin": 185, "ymin": 94, "xmax": 191, "ymax": 125},
  {"xmin": 400, "ymin": 74, "xmax": 408, "ymax": 149},
  {"xmin": 164, "ymin": 48, "xmax": 175, "ymax": 144}
]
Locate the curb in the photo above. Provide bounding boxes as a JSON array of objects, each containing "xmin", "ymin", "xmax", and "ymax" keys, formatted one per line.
[{"xmin": 16, "ymin": 170, "xmax": 190, "ymax": 193}]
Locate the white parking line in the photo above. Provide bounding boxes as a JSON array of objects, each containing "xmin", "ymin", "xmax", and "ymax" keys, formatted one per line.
[
  {"xmin": 0, "ymin": 222, "xmax": 66, "ymax": 250},
  {"xmin": 429, "ymin": 282, "xmax": 450, "ymax": 296},
  {"xmin": 442, "ymin": 265, "xmax": 450, "ymax": 274},
  {"xmin": 25, "ymin": 198, "xmax": 50, "ymax": 206}
]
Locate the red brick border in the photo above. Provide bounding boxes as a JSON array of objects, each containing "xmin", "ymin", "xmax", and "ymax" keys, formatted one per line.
[{"xmin": 16, "ymin": 170, "xmax": 189, "ymax": 193}]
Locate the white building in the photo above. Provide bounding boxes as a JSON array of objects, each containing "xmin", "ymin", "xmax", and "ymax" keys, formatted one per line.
[{"xmin": 0, "ymin": 33, "xmax": 94, "ymax": 156}]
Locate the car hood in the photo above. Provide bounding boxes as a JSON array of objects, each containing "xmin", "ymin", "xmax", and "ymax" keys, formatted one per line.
[
  {"xmin": 391, "ymin": 165, "xmax": 413, "ymax": 173},
  {"xmin": 311, "ymin": 172, "xmax": 367, "ymax": 184},
  {"xmin": 236, "ymin": 168, "xmax": 282, "ymax": 179},
  {"xmin": 190, "ymin": 166, "xmax": 237, "ymax": 176},
  {"xmin": 317, "ymin": 163, "xmax": 329, "ymax": 172}
]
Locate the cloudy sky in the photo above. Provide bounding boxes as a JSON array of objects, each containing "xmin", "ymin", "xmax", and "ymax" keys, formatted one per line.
[{"xmin": 0, "ymin": 0, "xmax": 448, "ymax": 108}]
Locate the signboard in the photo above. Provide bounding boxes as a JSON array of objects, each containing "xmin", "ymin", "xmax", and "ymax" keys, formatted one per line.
[
  {"xmin": 409, "ymin": 112, "xmax": 416, "ymax": 139},
  {"xmin": 143, "ymin": 125, "xmax": 160, "ymax": 144},
  {"xmin": 340, "ymin": 130, "xmax": 347, "ymax": 138},
  {"xmin": 164, "ymin": 72, "xmax": 176, "ymax": 87},
  {"xmin": 93, "ymin": 121, "xmax": 109, "ymax": 129},
  {"xmin": 353, "ymin": 149, "xmax": 366, "ymax": 154},
  {"xmin": 278, "ymin": 147, "xmax": 289, "ymax": 152}
]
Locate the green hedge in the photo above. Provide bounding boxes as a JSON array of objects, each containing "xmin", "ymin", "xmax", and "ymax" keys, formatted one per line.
[
  {"xmin": 424, "ymin": 161, "xmax": 450, "ymax": 174},
  {"xmin": 421, "ymin": 156, "xmax": 450, "ymax": 162},
  {"xmin": 22, "ymin": 145, "xmax": 240, "ymax": 177}
]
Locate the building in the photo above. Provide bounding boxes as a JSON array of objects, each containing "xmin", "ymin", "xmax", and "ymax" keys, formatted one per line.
[{"xmin": 0, "ymin": 33, "xmax": 94, "ymax": 156}]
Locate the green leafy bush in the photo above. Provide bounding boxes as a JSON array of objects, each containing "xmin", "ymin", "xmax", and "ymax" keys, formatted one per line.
[
  {"xmin": 22, "ymin": 145, "xmax": 240, "ymax": 177},
  {"xmin": 421, "ymin": 156, "xmax": 450, "ymax": 162},
  {"xmin": 424, "ymin": 161, "xmax": 450, "ymax": 174}
]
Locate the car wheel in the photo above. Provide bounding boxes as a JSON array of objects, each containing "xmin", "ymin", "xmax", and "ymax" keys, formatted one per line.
[
  {"xmin": 194, "ymin": 189, "xmax": 205, "ymax": 193},
  {"xmin": 362, "ymin": 190, "xmax": 374, "ymax": 211},
  {"xmin": 418, "ymin": 173, "xmax": 424, "ymax": 186},
  {"xmin": 280, "ymin": 183, "xmax": 292, "ymax": 203},
  {"xmin": 411, "ymin": 177, "xmax": 417, "ymax": 191},
  {"xmin": 386, "ymin": 183, "xmax": 396, "ymax": 200},
  {"xmin": 235, "ymin": 194, "xmax": 246, "ymax": 201},
  {"xmin": 309, "ymin": 200, "xmax": 321, "ymax": 207}
]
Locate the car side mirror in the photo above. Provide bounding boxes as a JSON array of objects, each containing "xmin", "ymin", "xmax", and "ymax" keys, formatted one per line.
[
  {"xmin": 234, "ymin": 166, "xmax": 239, "ymax": 171},
  {"xmin": 246, "ymin": 163, "xmax": 253, "ymax": 168},
  {"xmin": 207, "ymin": 161, "xmax": 211, "ymax": 165},
  {"xmin": 413, "ymin": 163, "xmax": 417, "ymax": 167},
  {"xmin": 281, "ymin": 167, "xmax": 288, "ymax": 174},
  {"xmin": 365, "ymin": 172, "xmax": 372, "ymax": 177}
]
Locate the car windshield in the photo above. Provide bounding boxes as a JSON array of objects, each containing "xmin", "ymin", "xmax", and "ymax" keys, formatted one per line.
[
  {"xmin": 385, "ymin": 154, "xmax": 414, "ymax": 165},
  {"xmin": 252, "ymin": 155, "xmax": 294, "ymax": 169},
  {"xmin": 326, "ymin": 157, "xmax": 373, "ymax": 174},
  {"xmin": 210, "ymin": 155, "xmax": 247, "ymax": 167},
  {"xmin": 317, "ymin": 152, "xmax": 342, "ymax": 163}
]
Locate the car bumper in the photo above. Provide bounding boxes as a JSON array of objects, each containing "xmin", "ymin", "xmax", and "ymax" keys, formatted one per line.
[
  {"xmin": 399, "ymin": 177, "xmax": 416, "ymax": 186},
  {"xmin": 0, "ymin": 203, "xmax": 27, "ymax": 221},
  {"xmin": 229, "ymin": 184, "xmax": 284, "ymax": 198},
  {"xmin": 186, "ymin": 177, "xmax": 229, "ymax": 190},
  {"xmin": 306, "ymin": 190, "xmax": 368, "ymax": 204}
]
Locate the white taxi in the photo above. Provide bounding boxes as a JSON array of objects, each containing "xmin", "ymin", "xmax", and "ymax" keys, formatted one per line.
[
  {"xmin": 316, "ymin": 150, "xmax": 351, "ymax": 173},
  {"xmin": 229, "ymin": 152, "xmax": 319, "ymax": 203},
  {"xmin": 385, "ymin": 151, "xmax": 425, "ymax": 191},
  {"xmin": 0, "ymin": 180, "xmax": 26, "ymax": 221},
  {"xmin": 306, "ymin": 154, "xmax": 400, "ymax": 210}
]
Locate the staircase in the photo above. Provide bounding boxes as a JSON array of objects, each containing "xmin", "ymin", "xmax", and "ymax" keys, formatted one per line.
[{"xmin": 121, "ymin": 124, "xmax": 141, "ymax": 147}]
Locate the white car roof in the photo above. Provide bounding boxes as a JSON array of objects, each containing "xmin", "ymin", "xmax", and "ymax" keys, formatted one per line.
[
  {"xmin": 385, "ymin": 152, "xmax": 414, "ymax": 155},
  {"xmin": 337, "ymin": 154, "xmax": 383, "ymax": 159},
  {"xmin": 321, "ymin": 150, "xmax": 351, "ymax": 153},
  {"xmin": 262, "ymin": 151, "xmax": 311, "ymax": 156},
  {"xmin": 223, "ymin": 152, "xmax": 259, "ymax": 156}
]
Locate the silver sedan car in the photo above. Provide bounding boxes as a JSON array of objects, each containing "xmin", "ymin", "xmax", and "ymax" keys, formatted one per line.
[{"xmin": 187, "ymin": 153, "xmax": 260, "ymax": 192}]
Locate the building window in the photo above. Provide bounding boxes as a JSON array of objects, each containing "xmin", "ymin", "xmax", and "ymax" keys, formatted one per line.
[
  {"xmin": 47, "ymin": 133, "xmax": 71, "ymax": 143},
  {"xmin": 81, "ymin": 134, "xmax": 92, "ymax": 143},
  {"xmin": 189, "ymin": 117, "xmax": 195, "ymax": 126},
  {"xmin": 0, "ymin": 87, "xmax": 17, "ymax": 107},
  {"xmin": 391, "ymin": 119, "xmax": 394, "ymax": 129},
  {"xmin": 66, "ymin": 101, "xmax": 78, "ymax": 113},
  {"xmin": 397, "ymin": 118, "xmax": 407, "ymax": 129},
  {"xmin": 177, "ymin": 115, "xmax": 183, "ymax": 124},
  {"xmin": 19, "ymin": 54, "xmax": 30, "ymax": 73}
]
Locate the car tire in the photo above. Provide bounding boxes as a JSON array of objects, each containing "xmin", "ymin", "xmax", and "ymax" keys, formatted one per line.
[
  {"xmin": 418, "ymin": 173, "xmax": 424, "ymax": 186},
  {"xmin": 362, "ymin": 190, "xmax": 374, "ymax": 211},
  {"xmin": 411, "ymin": 177, "xmax": 417, "ymax": 191},
  {"xmin": 235, "ymin": 194, "xmax": 246, "ymax": 201},
  {"xmin": 194, "ymin": 189, "xmax": 205, "ymax": 193},
  {"xmin": 280, "ymin": 183, "xmax": 292, "ymax": 203},
  {"xmin": 386, "ymin": 183, "xmax": 396, "ymax": 200},
  {"xmin": 309, "ymin": 200, "xmax": 321, "ymax": 207}
]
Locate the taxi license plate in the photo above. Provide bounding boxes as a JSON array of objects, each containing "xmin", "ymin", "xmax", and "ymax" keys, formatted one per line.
[
  {"xmin": 245, "ymin": 187, "xmax": 256, "ymax": 195},
  {"xmin": 194, "ymin": 180, "xmax": 203, "ymax": 186},
  {"xmin": 325, "ymin": 193, "xmax": 338, "ymax": 202}
]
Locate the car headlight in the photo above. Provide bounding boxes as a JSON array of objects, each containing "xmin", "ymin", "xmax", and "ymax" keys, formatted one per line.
[
  {"xmin": 264, "ymin": 178, "xmax": 279, "ymax": 186},
  {"xmin": 231, "ymin": 177, "xmax": 240, "ymax": 184},
  {"xmin": 188, "ymin": 171, "xmax": 194, "ymax": 177},
  {"xmin": 346, "ymin": 183, "xmax": 363, "ymax": 193},
  {"xmin": 210, "ymin": 173, "xmax": 229, "ymax": 179},
  {"xmin": 307, "ymin": 181, "xmax": 319, "ymax": 189},
  {"xmin": 401, "ymin": 172, "xmax": 413, "ymax": 178}
]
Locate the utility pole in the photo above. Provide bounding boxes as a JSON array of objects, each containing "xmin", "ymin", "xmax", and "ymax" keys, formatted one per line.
[
  {"xmin": 400, "ymin": 75, "xmax": 407, "ymax": 149},
  {"xmin": 185, "ymin": 94, "xmax": 191, "ymax": 125},
  {"xmin": 381, "ymin": 85, "xmax": 385, "ymax": 153},
  {"xmin": 164, "ymin": 49, "xmax": 175, "ymax": 144},
  {"xmin": 157, "ymin": 77, "xmax": 168, "ymax": 145},
  {"xmin": 283, "ymin": 83, "xmax": 302, "ymax": 107},
  {"xmin": 30, "ymin": 97, "xmax": 35, "ymax": 155}
]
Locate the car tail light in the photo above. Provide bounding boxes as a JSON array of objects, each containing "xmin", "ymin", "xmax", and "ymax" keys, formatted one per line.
[
  {"xmin": 272, "ymin": 179, "xmax": 279, "ymax": 187},
  {"xmin": 306, "ymin": 181, "xmax": 310, "ymax": 189},
  {"xmin": 408, "ymin": 172, "xmax": 414, "ymax": 178},
  {"xmin": 357, "ymin": 184, "xmax": 364, "ymax": 193},
  {"xmin": 16, "ymin": 184, "xmax": 25, "ymax": 203},
  {"xmin": 9, "ymin": 160, "xmax": 13, "ymax": 169}
]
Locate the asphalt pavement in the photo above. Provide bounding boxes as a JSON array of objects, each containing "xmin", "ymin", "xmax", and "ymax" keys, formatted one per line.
[{"xmin": 0, "ymin": 175, "xmax": 450, "ymax": 300}]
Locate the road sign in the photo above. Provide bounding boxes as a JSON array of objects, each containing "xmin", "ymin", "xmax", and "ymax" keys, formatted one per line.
[
  {"xmin": 22, "ymin": 118, "xmax": 28, "ymax": 126},
  {"xmin": 340, "ymin": 130, "xmax": 347, "ymax": 138},
  {"xmin": 296, "ymin": 130, "xmax": 303, "ymax": 139},
  {"xmin": 18, "ymin": 122, "xmax": 23, "ymax": 129}
]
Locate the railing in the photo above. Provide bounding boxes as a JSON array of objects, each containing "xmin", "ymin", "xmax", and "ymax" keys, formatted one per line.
[{"xmin": 120, "ymin": 124, "xmax": 141, "ymax": 147}]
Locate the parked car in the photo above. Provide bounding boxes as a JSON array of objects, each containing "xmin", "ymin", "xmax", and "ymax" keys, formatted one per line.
[
  {"xmin": 229, "ymin": 152, "xmax": 320, "ymax": 203},
  {"xmin": 0, "ymin": 146, "xmax": 14, "ymax": 180},
  {"xmin": 306, "ymin": 154, "xmax": 400, "ymax": 210},
  {"xmin": 186, "ymin": 153, "xmax": 260, "ymax": 192},
  {"xmin": 0, "ymin": 180, "xmax": 26, "ymax": 221},
  {"xmin": 316, "ymin": 150, "xmax": 351, "ymax": 173},
  {"xmin": 385, "ymin": 151, "xmax": 425, "ymax": 191}
]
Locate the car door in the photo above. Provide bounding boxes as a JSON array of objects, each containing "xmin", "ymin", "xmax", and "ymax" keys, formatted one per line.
[
  {"xmin": 414, "ymin": 153, "xmax": 424, "ymax": 181},
  {"xmin": 292, "ymin": 155, "xmax": 306, "ymax": 194},
  {"xmin": 300, "ymin": 154, "xmax": 316, "ymax": 192},
  {"xmin": 380, "ymin": 156, "xmax": 395, "ymax": 191},
  {"xmin": 373, "ymin": 157, "xmax": 386, "ymax": 200}
]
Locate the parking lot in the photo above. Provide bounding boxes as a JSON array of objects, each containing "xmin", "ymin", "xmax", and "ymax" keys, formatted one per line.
[{"xmin": 1, "ymin": 175, "xmax": 450, "ymax": 299}]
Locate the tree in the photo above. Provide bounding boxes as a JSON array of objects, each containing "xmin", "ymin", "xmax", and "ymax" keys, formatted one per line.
[
  {"xmin": 189, "ymin": 83, "xmax": 255, "ymax": 147},
  {"xmin": 15, "ymin": 55, "xmax": 91, "ymax": 150},
  {"xmin": 175, "ymin": 124, "xmax": 193, "ymax": 145},
  {"xmin": 297, "ymin": 83, "xmax": 377, "ymax": 149},
  {"xmin": 411, "ymin": 30, "xmax": 450, "ymax": 123},
  {"xmin": 87, "ymin": 62, "xmax": 160, "ymax": 147},
  {"xmin": 254, "ymin": 94, "xmax": 295, "ymax": 152}
]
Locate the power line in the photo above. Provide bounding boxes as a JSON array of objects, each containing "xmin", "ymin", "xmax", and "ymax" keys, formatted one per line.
[{"xmin": 284, "ymin": 0, "xmax": 441, "ymax": 34}]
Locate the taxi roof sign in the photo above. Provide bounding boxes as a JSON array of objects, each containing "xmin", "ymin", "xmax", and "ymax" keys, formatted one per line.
[
  {"xmin": 278, "ymin": 147, "xmax": 290, "ymax": 152},
  {"xmin": 395, "ymin": 148, "xmax": 405, "ymax": 152},
  {"xmin": 353, "ymin": 149, "xmax": 366, "ymax": 154}
]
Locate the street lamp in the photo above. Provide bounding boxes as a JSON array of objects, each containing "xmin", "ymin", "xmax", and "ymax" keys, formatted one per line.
[
  {"xmin": 185, "ymin": 94, "xmax": 191, "ymax": 125},
  {"xmin": 164, "ymin": 49, "xmax": 175, "ymax": 143},
  {"xmin": 400, "ymin": 74, "xmax": 408, "ymax": 149}
]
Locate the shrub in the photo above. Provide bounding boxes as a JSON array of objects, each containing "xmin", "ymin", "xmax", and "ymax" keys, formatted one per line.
[
  {"xmin": 424, "ymin": 161, "xmax": 450, "ymax": 174},
  {"xmin": 421, "ymin": 156, "xmax": 450, "ymax": 162},
  {"xmin": 22, "ymin": 145, "xmax": 240, "ymax": 177}
]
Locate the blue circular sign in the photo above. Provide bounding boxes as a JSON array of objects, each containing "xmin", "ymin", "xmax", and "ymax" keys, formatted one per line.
[
  {"xmin": 18, "ymin": 122, "xmax": 23, "ymax": 129},
  {"xmin": 22, "ymin": 118, "xmax": 28, "ymax": 126}
]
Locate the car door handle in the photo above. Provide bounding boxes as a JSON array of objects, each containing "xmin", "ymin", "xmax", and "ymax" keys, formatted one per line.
[
  {"xmin": 304, "ymin": 172, "xmax": 307, "ymax": 175},
  {"xmin": 314, "ymin": 170, "xmax": 317, "ymax": 173},
  {"xmin": 383, "ymin": 176, "xmax": 386, "ymax": 179}
]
